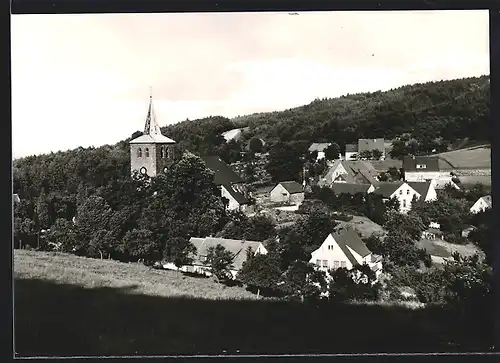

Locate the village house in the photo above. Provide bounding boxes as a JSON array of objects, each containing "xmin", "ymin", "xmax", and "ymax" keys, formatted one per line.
[
  {"xmin": 269, "ymin": 181, "xmax": 305, "ymax": 205},
  {"xmin": 470, "ymin": 195, "xmax": 492, "ymax": 214},
  {"xmin": 421, "ymin": 228, "xmax": 444, "ymax": 241},
  {"xmin": 372, "ymin": 181, "xmax": 436, "ymax": 213},
  {"xmin": 320, "ymin": 160, "xmax": 379, "ymax": 186},
  {"xmin": 358, "ymin": 138, "xmax": 385, "ymax": 160},
  {"xmin": 344, "ymin": 144, "xmax": 358, "ymax": 161},
  {"xmin": 402, "ymin": 156, "xmax": 454, "ymax": 188},
  {"xmin": 185, "ymin": 237, "xmax": 268, "ymax": 279},
  {"xmin": 200, "ymin": 155, "xmax": 252, "ymax": 211},
  {"xmin": 308, "ymin": 142, "xmax": 333, "ymax": 161},
  {"xmin": 309, "ymin": 228, "xmax": 383, "ymax": 281}
]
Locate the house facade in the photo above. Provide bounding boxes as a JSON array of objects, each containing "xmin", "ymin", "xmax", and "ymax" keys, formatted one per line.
[
  {"xmin": 470, "ymin": 195, "xmax": 492, "ymax": 214},
  {"xmin": 403, "ymin": 156, "xmax": 454, "ymax": 188},
  {"xmin": 221, "ymin": 184, "xmax": 251, "ymax": 211},
  {"xmin": 330, "ymin": 183, "xmax": 375, "ymax": 196},
  {"xmin": 309, "ymin": 228, "xmax": 383, "ymax": 281},
  {"xmin": 344, "ymin": 144, "xmax": 358, "ymax": 161},
  {"xmin": 373, "ymin": 181, "xmax": 436, "ymax": 213},
  {"xmin": 185, "ymin": 237, "xmax": 268, "ymax": 279},
  {"xmin": 269, "ymin": 181, "xmax": 305, "ymax": 205},
  {"xmin": 358, "ymin": 138, "xmax": 385, "ymax": 160}
]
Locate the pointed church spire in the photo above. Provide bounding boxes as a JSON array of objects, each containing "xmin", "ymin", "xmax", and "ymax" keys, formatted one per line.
[{"xmin": 144, "ymin": 87, "xmax": 162, "ymax": 136}]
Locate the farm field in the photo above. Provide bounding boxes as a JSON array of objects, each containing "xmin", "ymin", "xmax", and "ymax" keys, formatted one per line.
[
  {"xmin": 458, "ymin": 175, "xmax": 492, "ymax": 187},
  {"xmin": 436, "ymin": 145, "xmax": 491, "ymax": 170},
  {"xmin": 13, "ymin": 250, "xmax": 490, "ymax": 357}
]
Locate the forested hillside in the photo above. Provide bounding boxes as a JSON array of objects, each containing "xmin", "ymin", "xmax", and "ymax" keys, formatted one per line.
[{"xmin": 13, "ymin": 75, "xmax": 489, "ymax": 201}]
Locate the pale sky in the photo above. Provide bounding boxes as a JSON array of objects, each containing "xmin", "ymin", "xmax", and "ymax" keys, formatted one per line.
[{"xmin": 11, "ymin": 10, "xmax": 489, "ymax": 159}]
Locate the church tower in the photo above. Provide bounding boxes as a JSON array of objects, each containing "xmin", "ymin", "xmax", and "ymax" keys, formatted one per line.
[{"xmin": 129, "ymin": 91, "xmax": 177, "ymax": 177}]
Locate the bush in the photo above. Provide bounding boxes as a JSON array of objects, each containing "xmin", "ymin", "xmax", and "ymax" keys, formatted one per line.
[{"xmin": 332, "ymin": 212, "xmax": 353, "ymax": 222}]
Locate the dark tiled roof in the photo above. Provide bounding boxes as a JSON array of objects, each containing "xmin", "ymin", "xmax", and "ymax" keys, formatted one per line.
[
  {"xmin": 345, "ymin": 144, "xmax": 358, "ymax": 152},
  {"xmin": 402, "ymin": 156, "xmax": 440, "ymax": 172},
  {"xmin": 358, "ymin": 138, "xmax": 385, "ymax": 153},
  {"xmin": 222, "ymin": 184, "xmax": 249, "ymax": 205},
  {"xmin": 373, "ymin": 182, "xmax": 404, "ymax": 198},
  {"xmin": 275, "ymin": 181, "xmax": 304, "ymax": 194},
  {"xmin": 332, "ymin": 228, "xmax": 372, "ymax": 266},
  {"xmin": 189, "ymin": 237, "xmax": 265, "ymax": 270},
  {"xmin": 200, "ymin": 156, "xmax": 243, "ymax": 185},
  {"xmin": 407, "ymin": 181, "xmax": 432, "ymax": 198},
  {"xmin": 331, "ymin": 183, "xmax": 372, "ymax": 195}
]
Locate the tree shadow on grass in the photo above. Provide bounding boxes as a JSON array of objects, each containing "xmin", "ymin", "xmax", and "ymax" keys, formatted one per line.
[{"xmin": 14, "ymin": 278, "xmax": 494, "ymax": 357}]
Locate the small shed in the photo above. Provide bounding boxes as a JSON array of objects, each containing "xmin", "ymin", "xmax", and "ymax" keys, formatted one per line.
[{"xmin": 269, "ymin": 181, "xmax": 305, "ymax": 205}]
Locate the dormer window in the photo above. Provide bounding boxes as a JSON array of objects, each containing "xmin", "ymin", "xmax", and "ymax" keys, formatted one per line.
[
  {"xmin": 137, "ymin": 148, "xmax": 142, "ymax": 157},
  {"xmin": 145, "ymin": 148, "xmax": 150, "ymax": 157},
  {"xmin": 416, "ymin": 164, "xmax": 427, "ymax": 169}
]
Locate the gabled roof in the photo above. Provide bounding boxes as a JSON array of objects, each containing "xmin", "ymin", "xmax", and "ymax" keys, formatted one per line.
[
  {"xmin": 274, "ymin": 181, "xmax": 303, "ymax": 194},
  {"xmin": 329, "ymin": 228, "xmax": 372, "ymax": 266},
  {"xmin": 358, "ymin": 138, "xmax": 385, "ymax": 153},
  {"xmin": 330, "ymin": 183, "xmax": 373, "ymax": 195},
  {"xmin": 200, "ymin": 156, "xmax": 243, "ymax": 185},
  {"xmin": 373, "ymin": 182, "xmax": 405, "ymax": 198},
  {"xmin": 407, "ymin": 181, "xmax": 432, "ymax": 198},
  {"xmin": 222, "ymin": 184, "xmax": 249, "ymax": 205},
  {"xmin": 345, "ymin": 144, "xmax": 358, "ymax": 152},
  {"xmin": 402, "ymin": 156, "xmax": 440, "ymax": 172},
  {"xmin": 309, "ymin": 143, "xmax": 331, "ymax": 153},
  {"xmin": 189, "ymin": 237, "xmax": 265, "ymax": 270}
]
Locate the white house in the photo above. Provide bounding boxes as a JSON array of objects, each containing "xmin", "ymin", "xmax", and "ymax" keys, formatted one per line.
[
  {"xmin": 269, "ymin": 181, "xmax": 305, "ymax": 205},
  {"xmin": 185, "ymin": 237, "xmax": 268, "ymax": 279},
  {"xmin": 357, "ymin": 138, "xmax": 386, "ymax": 160},
  {"xmin": 372, "ymin": 181, "xmax": 437, "ymax": 213},
  {"xmin": 221, "ymin": 184, "xmax": 250, "ymax": 211},
  {"xmin": 13, "ymin": 194, "xmax": 20, "ymax": 204},
  {"xmin": 470, "ymin": 195, "xmax": 492, "ymax": 214},
  {"xmin": 308, "ymin": 142, "xmax": 333, "ymax": 161},
  {"xmin": 309, "ymin": 228, "xmax": 383, "ymax": 281},
  {"xmin": 403, "ymin": 156, "xmax": 454, "ymax": 188},
  {"xmin": 344, "ymin": 144, "xmax": 358, "ymax": 161}
]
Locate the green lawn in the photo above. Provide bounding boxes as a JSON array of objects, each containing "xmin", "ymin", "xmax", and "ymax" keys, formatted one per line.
[
  {"xmin": 13, "ymin": 250, "xmax": 492, "ymax": 357},
  {"xmin": 436, "ymin": 146, "xmax": 491, "ymax": 170}
]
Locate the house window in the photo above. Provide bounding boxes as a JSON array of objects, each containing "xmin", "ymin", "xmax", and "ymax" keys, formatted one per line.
[
  {"xmin": 316, "ymin": 259, "xmax": 321, "ymax": 266},
  {"xmin": 145, "ymin": 148, "xmax": 150, "ymax": 157},
  {"xmin": 167, "ymin": 147, "xmax": 172, "ymax": 159},
  {"xmin": 399, "ymin": 189, "xmax": 403, "ymax": 195},
  {"xmin": 403, "ymin": 200, "xmax": 407, "ymax": 207},
  {"xmin": 416, "ymin": 164, "xmax": 427, "ymax": 169},
  {"xmin": 322, "ymin": 260, "xmax": 328, "ymax": 268},
  {"xmin": 407, "ymin": 189, "xmax": 410, "ymax": 195},
  {"xmin": 137, "ymin": 148, "xmax": 142, "ymax": 157},
  {"xmin": 334, "ymin": 261, "xmax": 340, "ymax": 268},
  {"xmin": 341, "ymin": 261, "xmax": 347, "ymax": 268}
]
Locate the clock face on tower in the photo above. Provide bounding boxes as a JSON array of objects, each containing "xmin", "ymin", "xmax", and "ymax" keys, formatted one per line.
[
  {"xmin": 163, "ymin": 167, "xmax": 168, "ymax": 174},
  {"xmin": 140, "ymin": 167, "xmax": 147, "ymax": 175}
]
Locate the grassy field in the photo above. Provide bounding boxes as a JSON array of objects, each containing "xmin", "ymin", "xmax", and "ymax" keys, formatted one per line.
[
  {"xmin": 337, "ymin": 215, "xmax": 387, "ymax": 239},
  {"xmin": 458, "ymin": 176, "xmax": 492, "ymax": 187},
  {"xmin": 14, "ymin": 250, "xmax": 493, "ymax": 357},
  {"xmin": 436, "ymin": 146, "xmax": 491, "ymax": 170}
]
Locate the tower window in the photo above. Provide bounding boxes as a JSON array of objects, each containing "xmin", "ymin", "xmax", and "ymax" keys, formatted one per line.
[
  {"xmin": 137, "ymin": 148, "xmax": 142, "ymax": 157},
  {"xmin": 167, "ymin": 147, "xmax": 172, "ymax": 159},
  {"xmin": 145, "ymin": 148, "xmax": 150, "ymax": 157},
  {"xmin": 160, "ymin": 147, "xmax": 164, "ymax": 158}
]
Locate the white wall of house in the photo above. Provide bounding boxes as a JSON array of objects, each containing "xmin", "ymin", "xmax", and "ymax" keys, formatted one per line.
[
  {"xmin": 470, "ymin": 198, "xmax": 491, "ymax": 214},
  {"xmin": 424, "ymin": 185, "xmax": 438, "ymax": 201},
  {"xmin": 405, "ymin": 171, "xmax": 451, "ymax": 182},
  {"xmin": 345, "ymin": 152, "xmax": 357, "ymax": 161},
  {"xmin": 310, "ymin": 234, "xmax": 354, "ymax": 272},
  {"xmin": 270, "ymin": 184, "xmax": 290, "ymax": 203},
  {"xmin": 367, "ymin": 185, "xmax": 376, "ymax": 194},
  {"xmin": 317, "ymin": 151, "xmax": 326, "ymax": 160},
  {"xmin": 389, "ymin": 183, "xmax": 421, "ymax": 213}
]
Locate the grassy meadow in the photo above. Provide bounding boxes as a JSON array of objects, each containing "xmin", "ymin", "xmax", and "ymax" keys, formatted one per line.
[{"xmin": 14, "ymin": 250, "xmax": 492, "ymax": 357}]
